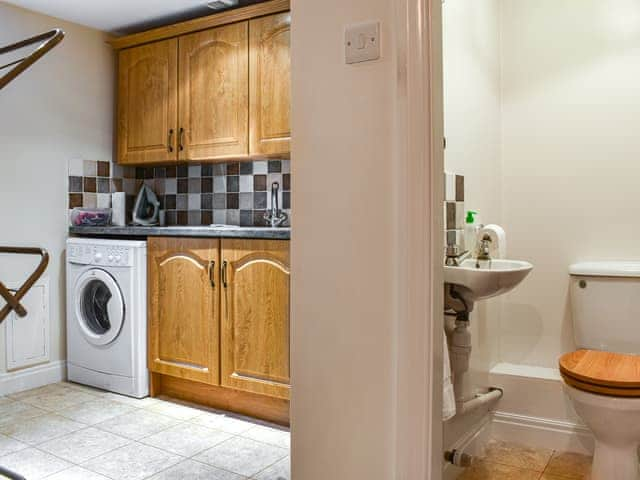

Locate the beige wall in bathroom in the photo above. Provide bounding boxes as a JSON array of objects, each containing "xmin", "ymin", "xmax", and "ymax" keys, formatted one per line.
[
  {"xmin": 499, "ymin": 0, "xmax": 640, "ymax": 368},
  {"xmin": 0, "ymin": 4, "xmax": 113, "ymax": 375},
  {"xmin": 442, "ymin": 0, "xmax": 502, "ymax": 447}
]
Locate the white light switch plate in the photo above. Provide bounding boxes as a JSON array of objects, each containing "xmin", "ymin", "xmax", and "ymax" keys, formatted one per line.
[{"xmin": 345, "ymin": 21, "xmax": 380, "ymax": 64}]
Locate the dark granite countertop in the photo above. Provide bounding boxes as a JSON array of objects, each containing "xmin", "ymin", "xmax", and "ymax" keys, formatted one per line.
[{"xmin": 69, "ymin": 225, "xmax": 291, "ymax": 240}]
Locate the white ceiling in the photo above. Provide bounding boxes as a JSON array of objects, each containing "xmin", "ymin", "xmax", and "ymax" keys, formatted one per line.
[{"xmin": 4, "ymin": 0, "xmax": 255, "ymax": 35}]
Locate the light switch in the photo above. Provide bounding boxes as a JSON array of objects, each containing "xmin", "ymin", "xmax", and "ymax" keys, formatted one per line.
[{"xmin": 345, "ymin": 21, "xmax": 380, "ymax": 64}]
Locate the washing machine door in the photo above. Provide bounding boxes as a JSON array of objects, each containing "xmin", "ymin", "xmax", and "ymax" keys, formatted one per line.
[{"xmin": 74, "ymin": 269, "xmax": 125, "ymax": 346}]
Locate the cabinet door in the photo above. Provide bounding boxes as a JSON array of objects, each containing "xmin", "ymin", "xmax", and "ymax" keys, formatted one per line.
[
  {"xmin": 118, "ymin": 39, "xmax": 178, "ymax": 164},
  {"xmin": 221, "ymin": 239, "xmax": 290, "ymax": 399},
  {"xmin": 249, "ymin": 13, "xmax": 291, "ymax": 157},
  {"xmin": 179, "ymin": 23, "xmax": 249, "ymax": 161},
  {"xmin": 148, "ymin": 237, "xmax": 219, "ymax": 384}
]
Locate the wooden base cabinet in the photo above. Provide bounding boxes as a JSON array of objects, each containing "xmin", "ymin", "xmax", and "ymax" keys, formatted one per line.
[
  {"xmin": 147, "ymin": 237, "xmax": 290, "ymax": 422},
  {"xmin": 221, "ymin": 239, "xmax": 291, "ymax": 400},
  {"xmin": 147, "ymin": 237, "xmax": 220, "ymax": 385}
]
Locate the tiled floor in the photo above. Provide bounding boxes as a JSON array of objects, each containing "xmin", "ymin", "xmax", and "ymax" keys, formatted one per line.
[
  {"xmin": 0, "ymin": 382, "xmax": 290, "ymax": 480},
  {"xmin": 457, "ymin": 440, "xmax": 592, "ymax": 480}
]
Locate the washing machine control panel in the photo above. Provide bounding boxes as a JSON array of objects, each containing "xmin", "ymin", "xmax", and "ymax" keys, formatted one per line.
[{"xmin": 68, "ymin": 244, "xmax": 132, "ymax": 267}]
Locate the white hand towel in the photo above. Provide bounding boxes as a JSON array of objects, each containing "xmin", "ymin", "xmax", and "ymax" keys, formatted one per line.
[{"xmin": 443, "ymin": 335, "xmax": 456, "ymax": 421}]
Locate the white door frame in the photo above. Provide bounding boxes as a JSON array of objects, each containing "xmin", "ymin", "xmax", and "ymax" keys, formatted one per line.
[{"xmin": 393, "ymin": 0, "xmax": 444, "ymax": 478}]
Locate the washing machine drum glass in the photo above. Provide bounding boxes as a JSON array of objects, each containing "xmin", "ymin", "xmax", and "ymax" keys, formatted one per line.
[{"xmin": 75, "ymin": 269, "xmax": 125, "ymax": 346}]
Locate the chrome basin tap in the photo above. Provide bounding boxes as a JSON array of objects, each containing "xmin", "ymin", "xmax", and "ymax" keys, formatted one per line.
[{"xmin": 264, "ymin": 181, "xmax": 288, "ymax": 227}]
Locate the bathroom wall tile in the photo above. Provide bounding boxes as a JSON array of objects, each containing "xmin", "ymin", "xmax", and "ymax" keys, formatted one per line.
[
  {"xmin": 177, "ymin": 211, "xmax": 188, "ymax": 225},
  {"xmin": 166, "ymin": 211, "xmax": 177, "ymax": 226},
  {"xmin": 227, "ymin": 176, "xmax": 239, "ymax": 193},
  {"xmin": 123, "ymin": 179, "xmax": 137, "ymax": 195},
  {"xmin": 268, "ymin": 160, "xmax": 282, "ymax": 173},
  {"xmin": 282, "ymin": 174, "xmax": 290, "ymax": 191},
  {"xmin": 110, "ymin": 179, "xmax": 123, "ymax": 193},
  {"xmin": 97, "ymin": 194, "xmax": 111, "ymax": 209},
  {"xmin": 69, "ymin": 194, "xmax": 83, "ymax": 209},
  {"xmin": 188, "ymin": 178, "xmax": 201, "ymax": 194},
  {"xmin": 97, "ymin": 161, "xmax": 110, "ymax": 177},
  {"xmin": 456, "ymin": 175, "xmax": 465, "ymax": 201},
  {"xmin": 267, "ymin": 173, "xmax": 283, "ymax": 191},
  {"xmin": 188, "ymin": 211, "xmax": 201, "ymax": 226},
  {"xmin": 283, "ymin": 192, "xmax": 290, "ymax": 210},
  {"xmin": 227, "ymin": 193, "xmax": 239, "ymax": 210},
  {"xmin": 444, "ymin": 171, "xmax": 456, "ymax": 201},
  {"xmin": 83, "ymin": 160, "xmax": 97, "ymax": 177},
  {"xmin": 165, "ymin": 178, "xmax": 177, "ymax": 195},
  {"xmin": 212, "ymin": 164, "xmax": 226, "ymax": 176},
  {"xmin": 166, "ymin": 166, "xmax": 177, "ymax": 178},
  {"xmin": 83, "ymin": 193, "xmax": 97, "ymax": 209},
  {"xmin": 239, "ymin": 175, "xmax": 253, "ymax": 193},
  {"xmin": 84, "ymin": 177, "xmax": 97, "ymax": 193},
  {"xmin": 165, "ymin": 195, "xmax": 176, "ymax": 210},
  {"xmin": 177, "ymin": 165, "xmax": 188, "ymax": 178},
  {"xmin": 253, "ymin": 192, "xmax": 267, "ymax": 210},
  {"xmin": 201, "ymin": 194, "xmax": 213, "ymax": 210},
  {"xmin": 446, "ymin": 202, "xmax": 456, "ymax": 230},
  {"xmin": 213, "ymin": 210, "xmax": 226, "ymax": 224},
  {"xmin": 153, "ymin": 167, "xmax": 166, "ymax": 178},
  {"xmin": 226, "ymin": 209, "xmax": 240, "ymax": 225},
  {"xmin": 201, "ymin": 177, "xmax": 213, "ymax": 193},
  {"xmin": 455, "ymin": 202, "xmax": 465, "ymax": 229},
  {"xmin": 188, "ymin": 194, "xmax": 200, "ymax": 211},
  {"xmin": 213, "ymin": 194, "xmax": 226, "ymax": 210},
  {"xmin": 188, "ymin": 165, "xmax": 201, "ymax": 177},
  {"xmin": 97, "ymin": 178, "xmax": 110, "ymax": 194},
  {"xmin": 68, "ymin": 159, "xmax": 84, "ymax": 177},
  {"xmin": 253, "ymin": 210, "xmax": 267, "ymax": 227},
  {"xmin": 240, "ymin": 210, "xmax": 253, "ymax": 227},
  {"xmin": 201, "ymin": 165, "xmax": 213, "ymax": 177},
  {"xmin": 68, "ymin": 176, "xmax": 83, "ymax": 193},
  {"xmin": 154, "ymin": 179, "xmax": 166, "ymax": 195},
  {"xmin": 240, "ymin": 162, "xmax": 253, "ymax": 175},
  {"xmin": 226, "ymin": 162, "xmax": 240, "ymax": 175},
  {"xmin": 177, "ymin": 178, "xmax": 188, "ymax": 194},
  {"xmin": 176, "ymin": 194, "xmax": 188, "ymax": 211},
  {"xmin": 446, "ymin": 229, "xmax": 463, "ymax": 247},
  {"xmin": 253, "ymin": 175, "xmax": 267, "ymax": 192},
  {"xmin": 239, "ymin": 193, "xmax": 253, "ymax": 210},
  {"xmin": 253, "ymin": 161, "xmax": 268, "ymax": 174},
  {"xmin": 213, "ymin": 177, "xmax": 226, "ymax": 194},
  {"xmin": 281, "ymin": 160, "xmax": 291, "ymax": 174},
  {"xmin": 201, "ymin": 210, "xmax": 213, "ymax": 225}
]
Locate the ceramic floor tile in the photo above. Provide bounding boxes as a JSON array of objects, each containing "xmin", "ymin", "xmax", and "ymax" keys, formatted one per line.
[
  {"xmin": 102, "ymin": 392, "xmax": 161, "ymax": 407},
  {"xmin": 7, "ymin": 383, "xmax": 67, "ymax": 401},
  {"xmin": 0, "ymin": 413, "xmax": 84, "ymax": 445},
  {"xmin": 0, "ymin": 397, "xmax": 14, "ymax": 406},
  {"xmin": 241, "ymin": 425, "xmax": 290, "ymax": 449},
  {"xmin": 0, "ymin": 447, "xmax": 71, "ymax": 480},
  {"xmin": 45, "ymin": 466, "xmax": 112, "ymax": 480},
  {"xmin": 56, "ymin": 398, "xmax": 137, "ymax": 424},
  {"xmin": 194, "ymin": 436, "xmax": 288, "ymax": 477},
  {"xmin": 0, "ymin": 433, "xmax": 28, "ymax": 456},
  {"xmin": 484, "ymin": 439, "xmax": 553, "ymax": 471},
  {"xmin": 38, "ymin": 427, "xmax": 131, "ymax": 463},
  {"xmin": 95, "ymin": 409, "xmax": 180, "ymax": 440},
  {"xmin": 147, "ymin": 399, "xmax": 207, "ymax": 420},
  {"xmin": 147, "ymin": 459, "xmax": 246, "ymax": 480},
  {"xmin": 253, "ymin": 456, "xmax": 290, "ymax": 480},
  {"xmin": 191, "ymin": 411, "xmax": 257, "ymax": 435},
  {"xmin": 19, "ymin": 387, "xmax": 97, "ymax": 412},
  {"xmin": 544, "ymin": 451, "xmax": 592, "ymax": 479},
  {"xmin": 0, "ymin": 401, "xmax": 46, "ymax": 427},
  {"xmin": 457, "ymin": 460, "xmax": 541, "ymax": 480},
  {"xmin": 82, "ymin": 442, "xmax": 182, "ymax": 480},
  {"xmin": 140, "ymin": 422, "xmax": 232, "ymax": 457}
]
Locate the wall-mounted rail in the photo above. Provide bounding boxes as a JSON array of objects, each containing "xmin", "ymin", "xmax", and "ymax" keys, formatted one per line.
[
  {"xmin": 0, "ymin": 28, "xmax": 64, "ymax": 90},
  {"xmin": 0, "ymin": 247, "xmax": 49, "ymax": 323}
]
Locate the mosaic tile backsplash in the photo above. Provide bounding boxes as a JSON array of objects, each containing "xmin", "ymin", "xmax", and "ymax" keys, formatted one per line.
[
  {"xmin": 444, "ymin": 171, "xmax": 465, "ymax": 250},
  {"xmin": 68, "ymin": 159, "xmax": 291, "ymax": 227}
]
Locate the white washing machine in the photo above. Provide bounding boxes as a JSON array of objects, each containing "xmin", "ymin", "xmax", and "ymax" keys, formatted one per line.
[{"xmin": 66, "ymin": 238, "xmax": 148, "ymax": 398}]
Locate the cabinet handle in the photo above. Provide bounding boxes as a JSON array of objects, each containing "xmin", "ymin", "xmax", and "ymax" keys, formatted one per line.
[
  {"xmin": 179, "ymin": 127, "xmax": 185, "ymax": 151},
  {"xmin": 208, "ymin": 260, "xmax": 215, "ymax": 288},
  {"xmin": 167, "ymin": 129, "xmax": 174, "ymax": 152},
  {"xmin": 222, "ymin": 260, "xmax": 228, "ymax": 288}
]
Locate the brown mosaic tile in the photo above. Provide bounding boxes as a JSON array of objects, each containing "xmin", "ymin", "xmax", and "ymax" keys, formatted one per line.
[
  {"xmin": 254, "ymin": 175, "xmax": 267, "ymax": 192},
  {"xmin": 97, "ymin": 161, "xmax": 110, "ymax": 177},
  {"xmin": 544, "ymin": 452, "xmax": 592, "ymax": 480},
  {"xmin": 283, "ymin": 173, "xmax": 290, "ymax": 191},
  {"xmin": 97, "ymin": 178, "xmax": 110, "ymax": 194},
  {"xmin": 166, "ymin": 166, "xmax": 177, "ymax": 178},
  {"xmin": 201, "ymin": 210, "xmax": 213, "ymax": 225},
  {"xmin": 484, "ymin": 440, "xmax": 552, "ymax": 472},
  {"xmin": 69, "ymin": 193, "xmax": 83, "ymax": 208},
  {"xmin": 226, "ymin": 162, "xmax": 240, "ymax": 175},
  {"xmin": 83, "ymin": 177, "xmax": 96, "ymax": 193},
  {"xmin": 110, "ymin": 178, "xmax": 123, "ymax": 193},
  {"xmin": 177, "ymin": 211, "xmax": 188, "ymax": 225}
]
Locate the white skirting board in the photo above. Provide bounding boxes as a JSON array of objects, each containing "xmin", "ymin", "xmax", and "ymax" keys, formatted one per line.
[{"xmin": 0, "ymin": 360, "xmax": 66, "ymax": 396}]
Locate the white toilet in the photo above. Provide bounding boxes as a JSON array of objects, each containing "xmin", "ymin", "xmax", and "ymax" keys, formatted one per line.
[{"xmin": 561, "ymin": 262, "xmax": 640, "ymax": 480}]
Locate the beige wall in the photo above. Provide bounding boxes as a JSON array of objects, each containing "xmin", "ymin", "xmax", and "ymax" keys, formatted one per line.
[
  {"xmin": 500, "ymin": 0, "xmax": 640, "ymax": 367},
  {"xmin": 442, "ymin": 0, "xmax": 502, "ymax": 447},
  {"xmin": 0, "ymin": 3, "xmax": 113, "ymax": 373},
  {"xmin": 290, "ymin": 0, "xmax": 400, "ymax": 478}
]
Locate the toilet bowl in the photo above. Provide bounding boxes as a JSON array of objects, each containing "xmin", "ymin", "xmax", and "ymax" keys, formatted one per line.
[{"xmin": 561, "ymin": 262, "xmax": 640, "ymax": 480}]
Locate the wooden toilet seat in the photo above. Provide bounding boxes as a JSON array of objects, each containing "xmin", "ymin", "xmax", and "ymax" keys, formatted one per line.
[{"xmin": 559, "ymin": 349, "xmax": 640, "ymax": 397}]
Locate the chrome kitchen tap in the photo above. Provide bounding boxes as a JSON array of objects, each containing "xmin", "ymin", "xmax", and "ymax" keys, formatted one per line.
[{"xmin": 264, "ymin": 181, "xmax": 288, "ymax": 227}]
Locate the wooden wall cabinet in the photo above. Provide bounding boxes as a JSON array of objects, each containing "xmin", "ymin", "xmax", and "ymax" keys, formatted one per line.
[
  {"xmin": 147, "ymin": 236, "xmax": 290, "ymax": 420},
  {"xmin": 117, "ymin": 39, "xmax": 178, "ymax": 165},
  {"xmin": 115, "ymin": 7, "xmax": 290, "ymax": 165}
]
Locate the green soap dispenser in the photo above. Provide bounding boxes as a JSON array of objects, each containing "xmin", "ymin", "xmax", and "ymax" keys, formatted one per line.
[{"xmin": 464, "ymin": 210, "xmax": 480, "ymax": 253}]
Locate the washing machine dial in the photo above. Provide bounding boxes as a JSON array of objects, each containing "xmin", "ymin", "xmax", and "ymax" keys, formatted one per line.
[{"xmin": 94, "ymin": 252, "xmax": 103, "ymax": 262}]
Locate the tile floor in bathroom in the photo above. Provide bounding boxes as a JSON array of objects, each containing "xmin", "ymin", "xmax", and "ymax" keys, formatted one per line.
[
  {"xmin": 457, "ymin": 440, "xmax": 592, "ymax": 480},
  {"xmin": 0, "ymin": 382, "xmax": 289, "ymax": 480}
]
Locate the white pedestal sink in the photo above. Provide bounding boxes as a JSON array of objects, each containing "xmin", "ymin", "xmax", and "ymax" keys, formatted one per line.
[{"xmin": 444, "ymin": 259, "xmax": 533, "ymax": 307}]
